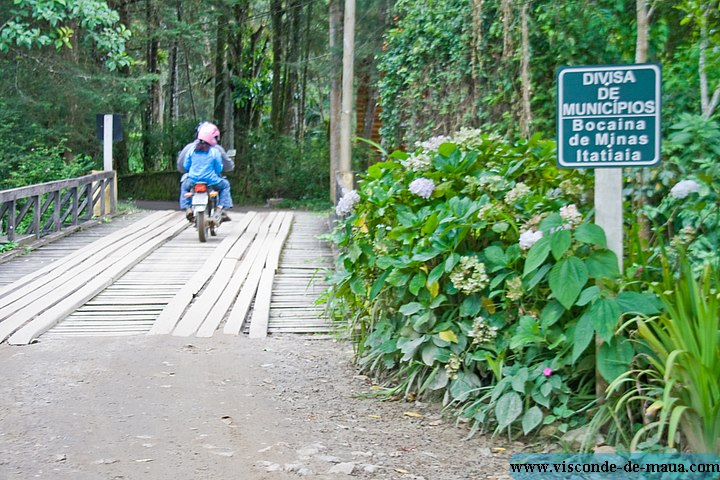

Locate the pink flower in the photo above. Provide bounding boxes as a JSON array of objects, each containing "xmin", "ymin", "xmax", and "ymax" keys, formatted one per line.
[{"xmin": 543, "ymin": 368, "xmax": 553, "ymax": 377}]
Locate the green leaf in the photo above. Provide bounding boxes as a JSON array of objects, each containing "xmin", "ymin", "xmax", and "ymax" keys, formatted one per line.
[
  {"xmin": 438, "ymin": 330, "xmax": 458, "ymax": 343},
  {"xmin": 549, "ymin": 257, "xmax": 588, "ymax": 309},
  {"xmin": 483, "ymin": 245, "xmax": 507, "ymax": 268},
  {"xmin": 413, "ymin": 311, "xmax": 436, "ymax": 332},
  {"xmin": 449, "ymin": 371, "xmax": 481, "ymax": 402},
  {"xmin": 409, "ymin": 271, "xmax": 427, "ymax": 296},
  {"xmin": 576, "ymin": 286, "xmax": 601, "ymax": 306},
  {"xmin": 438, "ymin": 142, "xmax": 457, "ymax": 157},
  {"xmin": 511, "ymin": 368, "xmax": 529, "ymax": 393},
  {"xmin": 427, "ymin": 368, "xmax": 449, "ymax": 390},
  {"xmin": 387, "ymin": 269, "xmax": 412, "ymax": 286},
  {"xmin": 585, "ymin": 250, "xmax": 620, "ymax": 278},
  {"xmin": 616, "ymin": 291, "xmax": 661, "ymax": 314},
  {"xmin": 525, "ymin": 264, "xmax": 552, "ymax": 290},
  {"xmin": 399, "ymin": 302, "xmax": 424, "ymax": 316},
  {"xmin": 574, "ymin": 223, "xmax": 607, "ymax": 248},
  {"xmin": 495, "ymin": 391, "xmax": 523, "ymax": 430},
  {"xmin": 523, "ymin": 235, "xmax": 551, "ymax": 277},
  {"xmin": 522, "ymin": 406, "xmax": 544, "ymax": 435},
  {"xmin": 550, "ymin": 229, "xmax": 572, "ymax": 260},
  {"xmin": 460, "ymin": 294, "xmax": 482, "ymax": 317},
  {"xmin": 369, "ymin": 270, "xmax": 390, "ymax": 299},
  {"xmin": 590, "ymin": 298, "xmax": 621, "ymax": 343},
  {"xmin": 597, "ymin": 338, "xmax": 635, "ymax": 383},
  {"xmin": 445, "ymin": 253, "xmax": 461, "ymax": 272},
  {"xmin": 539, "ymin": 300, "xmax": 565, "ymax": 328},
  {"xmin": 422, "ymin": 213, "xmax": 439, "ymax": 235},
  {"xmin": 350, "ymin": 276, "xmax": 365, "ymax": 296},
  {"xmin": 428, "ymin": 263, "xmax": 444, "ymax": 284},
  {"xmin": 572, "ymin": 310, "xmax": 595, "ymax": 362}
]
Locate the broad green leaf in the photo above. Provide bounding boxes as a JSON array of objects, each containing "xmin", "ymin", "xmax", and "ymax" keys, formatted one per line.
[
  {"xmin": 399, "ymin": 302, "xmax": 424, "ymax": 316},
  {"xmin": 428, "ymin": 263, "xmax": 444, "ymax": 284},
  {"xmin": 399, "ymin": 336, "xmax": 426, "ymax": 361},
  {"xmin": 369, "ymin": 270, "xmax": 390, "ymax": 299},
  {"xmin": 387, "ymin": 269, "xmax": 412, "ymax": 286},
  {"xmin": 585, "ymin": 250, "xmax": 620, "ymax": 278},
  {"xmin": 597, "ymin": 338, "xmax": 635, "ymax": 383},
  {"xmin": 574, "ymin": 223, "xmax": 608, "ymax": 248},
  {"xmin": 550, "ymin": 229, "xmax": 572, "ymax": 260},
  {"xmin": 409, "ymin": 271, "xmax": 427, "ymax": 296},
  {"xmin": 549, "ymin": 257, "xmax": 588, "ymax": 309},
  {"xmin": 421, "ymin": 212, "xmax": 439, "ymax": 235},
  {"xmin": 438, "ymin": 330, "xmax": 458, "ymax": 343},
  {"xmin": 413, "ymin": 311, "xmax": 436, "ymax": 332},
  {"xmin": 539, "ymin": 300, "xmax": 565, "ymax": 328},
  {"xmin": 525, "ymin": 264, "xmax": 551, "ymax": 290},
  {"xmin": 523, "ymin": 235, "xmax": 551, "ymax": 277},
  {"xmin": 616, "ymin": 291, "xmax": 661, "ymax": 314},
  {"xmin": 590, "ymin": 298, "xmax": 622, "ymax": 343},
  {"xmin": 495, "ymin": 391, "xmax": 523, "ymax": 430},
  {"xmin": 438, "ymin": 142, "xmax": 457, "ymax": 157},
  {"xmin": 450, "ymin": 371, "xmax": 481, "ymax": 402},
  {"xmin": 460, "ymin": 294, "xmax": 482, "ymax": 317},
  {"xmin": 445, "ymin": 253, "xmax": 461, "ymax": 272},
  {"xmin": 350, "ymin": 276, "xmax": 365, "ymax": 296},
  {"xmin": 572, "ymin": 310, "xmax": 595, "ymax": 362},
  {"xmin": 522, "ymin": 406, "xmax": 544, "ymax": 435},
  {"xmin": 483, "ymin": 245, "xmax": 507, "ymax": 268},
  {"xmin": 427, "ymin": 368, "xmax": 449, "ymax": 390},
  {"xmin": 511, "ymin": 368, "xmax": 529, "ymax": 393},
  {"xmin": 576, "ymin": 286, "xmax": 601, "ymax": 306}
]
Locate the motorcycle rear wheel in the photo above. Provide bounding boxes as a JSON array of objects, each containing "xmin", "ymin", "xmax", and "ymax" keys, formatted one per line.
[{"xmin": 197, "ymin": 211, "xmax": 209, "ymax": 242}]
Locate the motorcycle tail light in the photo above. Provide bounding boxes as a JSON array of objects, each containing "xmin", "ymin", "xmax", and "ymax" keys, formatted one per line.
[{"xmin": 194, "ymin": 184, "xmax": 207, "ymax": 193}]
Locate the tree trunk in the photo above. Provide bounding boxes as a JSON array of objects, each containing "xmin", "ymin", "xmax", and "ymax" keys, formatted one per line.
[
  {"xmin": 501, "ymin": 0, "xmax": 513, "ymax": 60},
  {"xmin": 519, "ymin": 0, "xmax": 532, "ymax": 138},
  {"xmin": 471, "ymin": 0, "xmax": 484, "ymax": 122},
  {"xmin": 270, "ymin": 0, "xmax": 285, "ymax": 135},
  {"xmin": 109, "ymin": 0, "xmax": 130, "ymax": 175},
  {"xmin": 339, "ymin": 0, "xmax": 355, "ymax": 193},
  {"xmin": 329, "ymin": 0, "xmax": 342, "ymax": 201},
  {"xmin": 142, "ymin": 0, "xmax": 160, "ymax": 172},
  {"xmin": 635, "ymin": 0, "xmax": 649, "ymax": 64},
  {"xmin": 283, "ymin": 0, "xmax": 302, "ymax": 137},
  {"xmin": 699, "ymin": 5, "xmax": 720, "ymax": 118},
  {"xmin": 213, "ymin": 13, "xmax": 229, "ymax": 135},
  {"xmin": 298, "ymin": 0, "xmax": 314, "ymax": 143}
]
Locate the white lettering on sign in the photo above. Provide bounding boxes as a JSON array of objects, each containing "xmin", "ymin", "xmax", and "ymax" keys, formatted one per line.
[
  {"xmin": 571, "ymin": 118, "xmax": 647, "ymax": 132},
  {"xmin": 582, "ymin": 70, "xmax": 637, "ymax": 86},
  {"xmin": 562, "ymin": 101, "xmax": 655, "ymax": 116},
  {"xmin": 575, "ymin": 148, "xmax": 642, "ymax": 162}
]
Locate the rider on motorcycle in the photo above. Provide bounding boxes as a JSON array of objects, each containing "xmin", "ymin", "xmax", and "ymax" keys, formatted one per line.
[{"xmin": 178, "ymin": 122, "xmax": 233, "ymax": 222}]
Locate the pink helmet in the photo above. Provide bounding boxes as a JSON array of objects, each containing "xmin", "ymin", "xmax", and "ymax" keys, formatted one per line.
[{"xmin": 197, "ymin": 122, "xmax": 220, "ymax": 146}]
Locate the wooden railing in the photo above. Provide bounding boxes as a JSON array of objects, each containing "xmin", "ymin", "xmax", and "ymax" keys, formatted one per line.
[{"xmin": 0, "ymin": 172, "xmax": 116, "ymax": 243}]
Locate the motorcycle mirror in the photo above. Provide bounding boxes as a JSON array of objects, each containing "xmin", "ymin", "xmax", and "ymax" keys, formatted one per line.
[{"xmin": 226, "ymin": 149, "xmax": 236, "ymax": 159}]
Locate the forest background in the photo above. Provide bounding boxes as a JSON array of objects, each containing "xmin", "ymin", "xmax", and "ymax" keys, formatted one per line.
[{"xmin": 0, "ymin": 0, "xmax": 717, "ymax": 201}]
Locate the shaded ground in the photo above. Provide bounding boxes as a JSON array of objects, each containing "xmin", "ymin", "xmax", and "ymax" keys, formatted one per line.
[{"xmin": 0, "ymin": 334, "xmax": 513, "ymax": 479}]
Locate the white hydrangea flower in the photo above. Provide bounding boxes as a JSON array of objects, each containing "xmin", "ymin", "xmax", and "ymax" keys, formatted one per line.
[
  {"xmin": 335, "ymin": 189, "xmax": 360, "ymax": 216},
  {"xmin": 449, "ymin": 127, "xmax": 484, "ymax": 150},
  {"xmin": 469, "ymin": 316, "xmax": 499, "ymax": 345},
  {"xmin": 401, "ymin": 152, "xmax": 432, "ymax": 172},
  {"xmin": 409, "ymin": 178, "xmax": 435, "ymax": 199},
  {"xmin": 559, "ymin": 204, "xmax": 582, "ymax": 227},
  {"xmin": 415, "ymin": 135, "xmax": 448, "ymax": 153},
  {"xmin": 504, "ymin": 182, "xmax": 531, "ymax": 204},
  {"xmin": 519, "ymin": 229, "xmax": 543, "ymax": 250},
  {"xmin": 449, "ymin": 256, "xmax": 489, "ymax": 294},
  {"xmin": 670, "ymin": 179, "xmax": 701, "ymax": 199}
]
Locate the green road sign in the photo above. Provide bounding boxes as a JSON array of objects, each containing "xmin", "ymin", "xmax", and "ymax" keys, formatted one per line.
[{"xmin": 557, "ymin": 64, "xmax": 661, "ymax": 168}]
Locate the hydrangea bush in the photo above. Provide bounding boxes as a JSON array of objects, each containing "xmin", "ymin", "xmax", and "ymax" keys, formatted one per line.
[{"xmin": 327, "ymin": 130, "xmax": 659, "ymax": 437}]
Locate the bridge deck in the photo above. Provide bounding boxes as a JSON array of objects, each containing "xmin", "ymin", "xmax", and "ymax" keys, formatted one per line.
[{"xmin": 0, "ymin": 210, "xmax": 334, "ymax": 344}]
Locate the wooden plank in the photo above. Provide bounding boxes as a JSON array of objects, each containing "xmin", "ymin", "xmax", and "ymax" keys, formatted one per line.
[
  {"xmin": 223, "ymin": 229, "xmax": 270, "ymax": 335},
  {"xmin": 195, "ymin": 232, "xmax": 257, "ymax": 337},
  {"xmin": 6, "ymin": 217, "xmax": 188, "ymax": 345},
  {"xmin": 0, "ymin": 210, "xmax": 170, "ymax": 303},
  {"xmin": 147, "ymin": 212, "xmax": 256, "ymax": 335},
  {"xmin": 265, "ymin": 213, "xmax": 294, "ymax": 271},
  {"xmin": 172, "ymin": 259, "xmax": 237, "ymax": 337},
  {"xmin": 247, "ymin": 267, "xmax": 275, "ymax": 339}
]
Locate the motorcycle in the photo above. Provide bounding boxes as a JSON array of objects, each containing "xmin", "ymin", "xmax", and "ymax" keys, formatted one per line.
[{"xmin": 187, "ymin": 182, "xmax": 220, "ymax": 242}]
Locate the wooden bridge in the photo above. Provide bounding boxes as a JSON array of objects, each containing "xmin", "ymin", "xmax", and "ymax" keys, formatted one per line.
[{"xmin": 0, "ymin": 207, "xmax": 335, "ymax": 345}]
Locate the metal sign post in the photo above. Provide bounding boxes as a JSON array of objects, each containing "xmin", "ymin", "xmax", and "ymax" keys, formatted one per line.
[{"xmin": 557, "ymin": 64, "xmax": 662, "ymax": 269}]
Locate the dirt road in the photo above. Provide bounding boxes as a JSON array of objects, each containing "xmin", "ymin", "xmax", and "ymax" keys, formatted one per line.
[{"xmin": 0, "ymin": 334, "xmax": 511, "ymax": 479}]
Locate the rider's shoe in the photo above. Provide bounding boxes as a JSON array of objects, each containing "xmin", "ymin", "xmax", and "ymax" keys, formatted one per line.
[
  {"xmin": 220, "ymin": 210, "xmax": 231, "ymax": 222},
  {"xmin": 185, "ymin": 207, "xmax": 194, "ymax": 222}
]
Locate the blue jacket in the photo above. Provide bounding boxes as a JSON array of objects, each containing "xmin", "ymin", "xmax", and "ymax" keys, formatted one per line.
[{"xmin": 183, "ymin": 146, "xmax": 223, "ymax": 185}]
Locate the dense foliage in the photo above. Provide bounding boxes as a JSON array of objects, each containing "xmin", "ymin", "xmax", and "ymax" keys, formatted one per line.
[{"xmin": 327, "ymin": 118, "xmax": 720, "ymax": 452}]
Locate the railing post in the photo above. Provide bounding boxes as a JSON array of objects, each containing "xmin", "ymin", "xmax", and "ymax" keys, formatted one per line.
[
  {"xmin": 7, "ymin": 200, "xmax": 16, "ymax": 242},
  {"xmin": 32, "ymin": 195, "xmax": 40, "ymax": 239},
  {"xmin": 52, "ymin": 190, "xmax": 61, "ymax": 232},
  {"xmin": 72, "ymin": 187, "xmax": 79, "ymax": 225}
]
